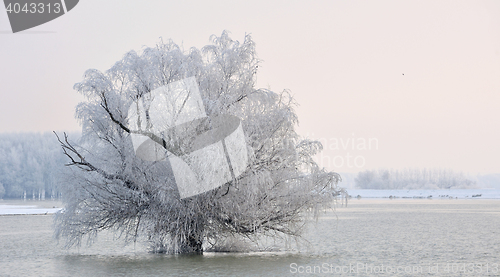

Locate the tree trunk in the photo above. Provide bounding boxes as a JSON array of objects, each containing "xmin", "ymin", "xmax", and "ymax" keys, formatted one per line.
[
  {"xmin": 180, "ymin": 221, "xmax": 204, "ymax": 254},
  {"xmin": 186, "ymin": 233, "xmax": 203, "ymax": 254}
]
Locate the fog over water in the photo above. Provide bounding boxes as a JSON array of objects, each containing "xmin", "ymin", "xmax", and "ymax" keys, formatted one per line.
[{"xmin": 1, "ymin": 1, "xmax": 500, "ymax": 276}]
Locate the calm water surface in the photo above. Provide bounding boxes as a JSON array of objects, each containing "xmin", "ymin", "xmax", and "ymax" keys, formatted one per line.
[{"xmin": 1, "ymin": 199, "xmax": 499, "ymax": 276}]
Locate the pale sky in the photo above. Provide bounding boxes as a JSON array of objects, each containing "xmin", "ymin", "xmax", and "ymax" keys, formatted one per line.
[{"xmin": 1, "ymin": 0, "xmax": 499, "ymax": 174}]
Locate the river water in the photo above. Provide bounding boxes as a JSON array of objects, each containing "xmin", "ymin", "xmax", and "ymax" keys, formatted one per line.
[{"xmin": 1, "ymin": 199, "xmax": 499, "ymax": 276}]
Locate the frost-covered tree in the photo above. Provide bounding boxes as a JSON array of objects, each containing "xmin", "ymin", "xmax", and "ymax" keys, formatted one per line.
[
  {"xmin": 355, "ymin": 168, "xmax": 477, "ymax": 189},
  {"xmin": 0, "ymin": 182, "xmax": 5, "ymax": 199},
  {"xmin": 0, "ymin": 132, "xmax": 71, "ymax": 199},
  {"xmin": 55, "ymin": 32, "xmax": 341, "ymax": 254}
]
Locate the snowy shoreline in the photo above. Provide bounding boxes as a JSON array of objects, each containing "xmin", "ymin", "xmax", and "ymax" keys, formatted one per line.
[
  {"xmin": 0, "ymin": 200, "xmax": 63, "ymax": 215},
  {"xmin": 1, "ymin": 189, "xmax": 500, "ymax": 215},
  {"xmin": 345, "ymin": 188, "xmax": 500, "ymax": 199}
]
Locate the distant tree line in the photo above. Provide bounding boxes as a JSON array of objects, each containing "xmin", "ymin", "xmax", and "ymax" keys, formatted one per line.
[
  {"xmin": 0, "ymin": 132, "xmax": 79, "ymax": 199},
  {"xmin": 475, "ymin": 174, "xmax": 500, "ymax": 189},
  {"xmin": 355, "ymin": 168, "xmax": 477, "ymax": 189}
]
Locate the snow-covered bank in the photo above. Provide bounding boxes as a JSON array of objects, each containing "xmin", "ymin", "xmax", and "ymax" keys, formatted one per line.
[
  {"xmin": 0, "ymin": 204, "xmax": 62, "ymax": 215},
  {"xmin": 346, "ymin": 189, "xmax": 500, "ymax": 199}
]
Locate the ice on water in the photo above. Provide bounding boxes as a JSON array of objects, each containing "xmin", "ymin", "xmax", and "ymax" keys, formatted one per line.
[{"xmin": 0, "ymin": 204, "xmax": 61, "ymax": 215}]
